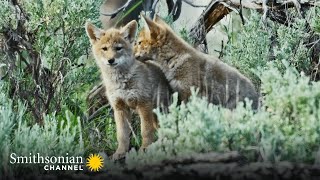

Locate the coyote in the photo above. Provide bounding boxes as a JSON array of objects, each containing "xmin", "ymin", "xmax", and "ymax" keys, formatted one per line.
[
  {"xmin": 135, "ymin": 15, "xmax": 259, "ymax": 109},
  {"xmin": 85, "ymin": 20, "xmax": 172, "ymax": 160}
]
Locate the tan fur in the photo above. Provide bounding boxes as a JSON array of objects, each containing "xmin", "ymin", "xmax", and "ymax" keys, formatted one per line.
[
  {"xmin": 135, "ymin": 15, "xmax": 259, "ymax": 109},
  {"xmin": 85, "ymin": 20, "xmax": 172, "ymax": 160}
]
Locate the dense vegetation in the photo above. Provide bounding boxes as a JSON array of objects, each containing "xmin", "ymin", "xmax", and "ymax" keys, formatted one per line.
[{"xmin": 0, "ymin": 0, "xmax": 319, "ymax": 176}]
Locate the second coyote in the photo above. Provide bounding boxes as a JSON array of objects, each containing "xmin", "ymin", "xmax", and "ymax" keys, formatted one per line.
[{"xmin": 135, "ymin": 15, "xmax": 259, "ymax": 109}]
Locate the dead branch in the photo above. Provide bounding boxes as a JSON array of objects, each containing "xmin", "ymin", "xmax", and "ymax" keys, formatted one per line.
[{"xmin": 188, "ymin": 0, "xmax": 231, "ymax": 52}]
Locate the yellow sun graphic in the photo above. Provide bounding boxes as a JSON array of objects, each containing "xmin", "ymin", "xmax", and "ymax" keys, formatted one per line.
[{"xmin": 86, "ymin": 154, "xmax": 104, "ymax": 172}]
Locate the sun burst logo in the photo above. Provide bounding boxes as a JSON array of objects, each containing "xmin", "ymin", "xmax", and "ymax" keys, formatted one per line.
[{"xmin": 86, "ymin": 154, "xmax": 104, "ymax": 172}]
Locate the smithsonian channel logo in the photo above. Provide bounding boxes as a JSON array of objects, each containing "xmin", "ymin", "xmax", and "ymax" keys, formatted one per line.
[{"xmin": 9, "ymin": 153, "xmax": 104, "ymax": 172}]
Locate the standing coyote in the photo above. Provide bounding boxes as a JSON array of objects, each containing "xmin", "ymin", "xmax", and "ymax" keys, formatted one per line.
[
  {"xmin": 135, "ymin": 15, "xmax": 259, "ymax": 109},
  {"xmin": 85, "ymin": 20, "xmax": 172, "ymax": 160}
]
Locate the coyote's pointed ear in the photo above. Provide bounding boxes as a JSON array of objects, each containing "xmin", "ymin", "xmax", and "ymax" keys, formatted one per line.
[
  {"xmin": 85, "ymin": 22, "xmax": 104, "ymax": 44},
  {"xmin": 153, "ymin": 15, "xmax": 172, "ymax": 30},
  {"xmin": 141, "ymin": 14, "xmax": 165, "ymax": 39},
  {"xmin": 120, "ymin": 20, "xmax": 138, "ymax": 44},
  {"xmin": 154, "ymin": 15, "xmax": 167, "ymax": 26}
]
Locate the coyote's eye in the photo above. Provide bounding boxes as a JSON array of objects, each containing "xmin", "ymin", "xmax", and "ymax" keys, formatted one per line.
[
  {"xmin": 102, "ymin": 47, "xmax": 108, "ymax": 51},
  {"xmin": 138, "ymin": 41, "xmax": 142, "ymax": 45},
  {"xmin": 115, "ymin": 46, "xmax": 123, "ymax": 51}
]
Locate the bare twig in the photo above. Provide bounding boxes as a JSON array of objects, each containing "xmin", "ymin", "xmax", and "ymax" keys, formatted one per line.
[{"xmin": 239, "ymin": 0, "xmax": 245, "ymax": 25}]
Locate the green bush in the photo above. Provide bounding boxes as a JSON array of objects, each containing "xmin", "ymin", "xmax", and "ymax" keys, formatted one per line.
[
  {"xmin": 223, "ymin": 11, "xmax": 313, "ymax": 87},
  {"xmin": 0, "ymin": 0, "xmax": 102, "ymax": 123},
  {"xmin": 0, "ymin": 84, "xmax": 84, "ymax": 175},
  {"xmin": 258, "ymin": 62, "xmax": 320, "ymax": 162},
  {"xmin": 311, "ymin": 7, "xmax": 320, "ymax": 33},
  {"xmin": 0, "ymin": 0, "xmax": 107, "ymax": 165},
  {"xmin": 223, "ymin": 12, "xmax": 272, "ymax": 86}
]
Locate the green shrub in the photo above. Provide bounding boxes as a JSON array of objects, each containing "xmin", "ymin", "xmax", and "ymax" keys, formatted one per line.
[
  {"xmin": 223, "ymin": 12, "xmax": 273, "ymax": 86},
  {"xmin": 258, "ymin": 62, "xmax": 320, "ymax": 162},
  {"xmin": 0, "ymin": 84, "xmax": 84, "ymax": 175},
  {"xmin": 0, "ymin": 0, "xmax": 102, "ymax": 123},
  {"xmin": 311, "ymin": 7, "xmax": 320, "ymax": 33},
  {"xmin": 224, "ymin": 11, "xmax": 313, "ymax": 87},
  {"xmin": 273, "ymin": 19, "xmax": 310, "ymax": 73}
]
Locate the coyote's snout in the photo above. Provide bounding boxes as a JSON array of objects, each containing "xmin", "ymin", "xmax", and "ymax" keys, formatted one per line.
[{"xmin": 86, "ymin": 20, "xmax": 172, "ymax": 160}]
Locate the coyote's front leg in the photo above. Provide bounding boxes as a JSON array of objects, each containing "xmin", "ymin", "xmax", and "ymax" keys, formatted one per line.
[
  {"xmin": 112, "ymin": 107, "xmax": 131, "ymax": 160},
  {"xmin": 137, "ymin": 104, "xmax": 156, "ymax": 151}
]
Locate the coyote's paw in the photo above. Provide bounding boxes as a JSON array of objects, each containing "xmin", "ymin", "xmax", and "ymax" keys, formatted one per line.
[{"xmin": 111, "ymin": 152, "xmax": 126, "ymax": 161}]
